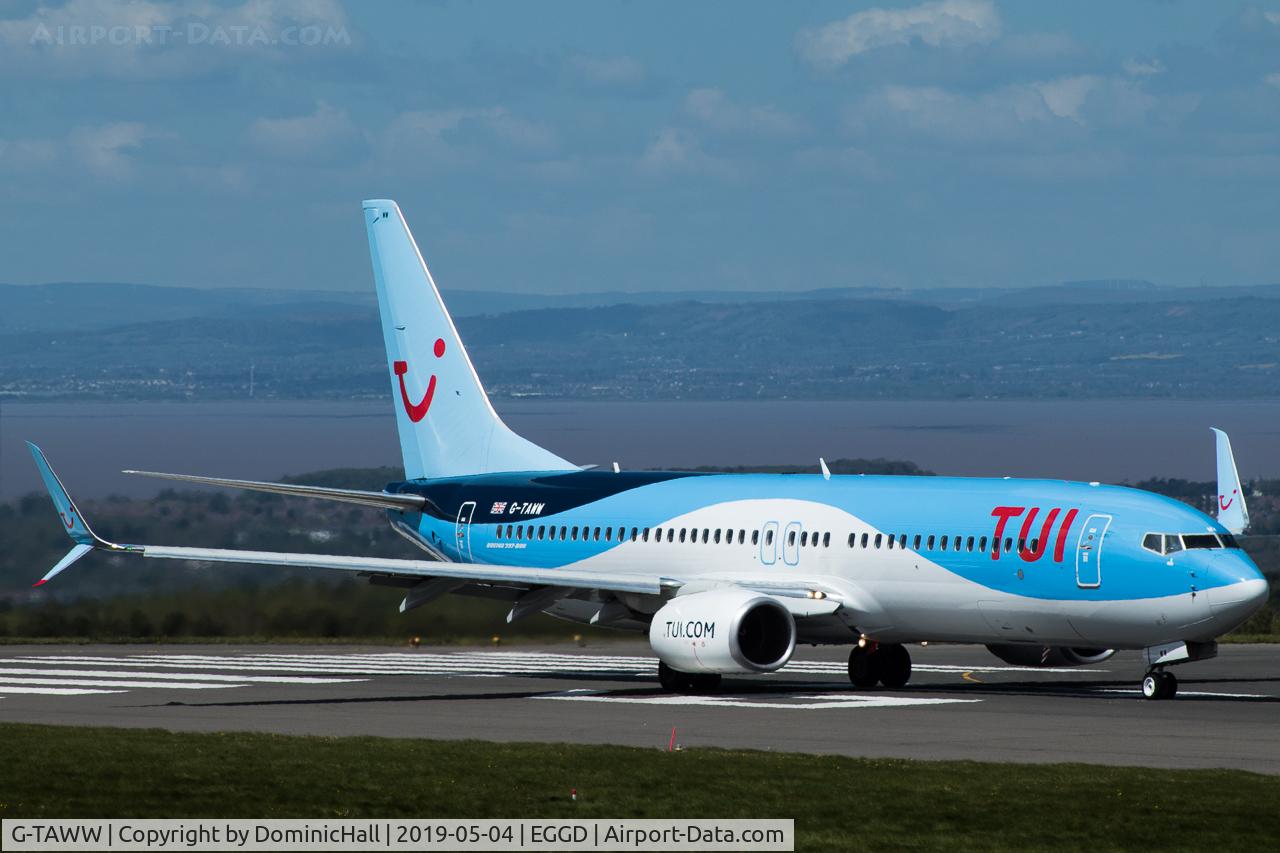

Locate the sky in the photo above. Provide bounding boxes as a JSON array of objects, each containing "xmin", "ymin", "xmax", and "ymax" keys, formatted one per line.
[{"xmin": 2, "ymin": 0, "xmax": 1280, "ymax": 294}]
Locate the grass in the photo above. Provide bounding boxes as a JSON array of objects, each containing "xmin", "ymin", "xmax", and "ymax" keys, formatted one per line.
[{"xmin": 1, "ymin": 724, "xmax": 1277, "ymax": 851}]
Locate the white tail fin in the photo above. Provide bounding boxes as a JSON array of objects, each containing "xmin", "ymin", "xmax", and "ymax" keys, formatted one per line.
[
  {"xmin": 363, "ymin": 199, "xmax": 575, "ymax": 479},
  {"xmin": 1211, "ymin": 427, "xmax": 1248, "ymax": 534}
]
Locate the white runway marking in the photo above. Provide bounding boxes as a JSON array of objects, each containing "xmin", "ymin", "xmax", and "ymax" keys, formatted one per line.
[
  {"xmin": 0, "ymin": 684, "xmax": 125, "ymax": 695},
  {"xmin": 0, "ymin": 676, "xmax": 243, "ymax": 690},
  {"xmin": 540, "ymin": 689, "xmax": 983, "ymax": 710},
  {"xmin": 0, "ymin": 650, "xmax": 1126, "ymax": 704},
  {"xmin": 1098, "ymin": 688, "xmax": 1269, "ymax": 699},
  {"xmin": 0, "ymin": 667, "xmax": 362, "ymax": 685}
]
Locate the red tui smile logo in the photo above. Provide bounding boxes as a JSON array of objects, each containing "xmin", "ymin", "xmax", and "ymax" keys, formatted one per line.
[
  {"xmin": 393, "ymin": 337, "xmax": 446, "ymax": 423},
  {"xmin": 1220, "ymin": 489, "xmax": 1236, "ymax": 511}
]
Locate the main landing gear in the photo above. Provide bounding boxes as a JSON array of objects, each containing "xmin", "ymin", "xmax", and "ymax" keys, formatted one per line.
[
  {"xmin": 1142, "ymin": 669, "xmax": 1178, "ymax": 700},
  {"xmin": 848, "ymin": 642, "xmax": 912, "ymax": 689},
  {"xmin": 657, "ymin": 661, "xmax": 722, "ymax": 693}
]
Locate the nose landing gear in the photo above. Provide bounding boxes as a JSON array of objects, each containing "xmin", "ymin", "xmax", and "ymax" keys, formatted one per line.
[
  {"xmin": 1142, "ymin": 669, "xmax": 1178, "ymax": 700},
  {"xmin": 848, "ymin": 642, "xmax": 912, "ymax": 689}
]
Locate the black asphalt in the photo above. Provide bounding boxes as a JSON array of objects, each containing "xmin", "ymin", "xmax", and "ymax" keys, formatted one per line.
[{"xmin": 0, "ymin": 642, "xmax": 1275, "ymax": 774}]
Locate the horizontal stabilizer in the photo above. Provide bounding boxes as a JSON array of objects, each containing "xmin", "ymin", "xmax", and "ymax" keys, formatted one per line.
[{"xmin": 122, "ymin": 470, "xmax": 426, "ymax": 512}]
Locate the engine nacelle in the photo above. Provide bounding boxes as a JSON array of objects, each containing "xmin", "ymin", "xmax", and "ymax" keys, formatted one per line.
[
  {"xmin": 649, "ymin": 588, "xmax": 796, "ymax": 674},
  {"xmin": 985, "ymin": 644, "xmax": 1116, "ymax": 668}
]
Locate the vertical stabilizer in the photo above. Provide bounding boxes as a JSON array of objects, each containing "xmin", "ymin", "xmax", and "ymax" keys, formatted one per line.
[
  {"xmin": 363, "ymin": 199, "xmax": 575, "ymax": 479},
  {"xmin": 1211, "ymin": 427, "xmax": 1249, "ymax": 534}
]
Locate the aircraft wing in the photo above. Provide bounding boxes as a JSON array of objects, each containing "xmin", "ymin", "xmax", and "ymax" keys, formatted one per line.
[
  {"xmin": 27, "ymin": 443, "xmax": 857, "ymax": 623},
  {"xmin": 27, "ymin": 442, "xmax": 667, "ymax": 596},
  {"xmin": 121, "ymin": 469, "xmax": 427, "ymax": 512}
]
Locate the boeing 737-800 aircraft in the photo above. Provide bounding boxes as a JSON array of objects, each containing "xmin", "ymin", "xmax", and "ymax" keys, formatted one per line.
[{"xmin": 28, "ymin": 199, "xmax": 1270, "ymax": 701}]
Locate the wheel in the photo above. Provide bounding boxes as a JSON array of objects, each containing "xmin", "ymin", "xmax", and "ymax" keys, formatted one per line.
[
  {"xmin": 657, "ymin": 661, "xmax": 695, "ymax": 693},
  {"xmin": 691, "ymin": 673, "xmax": 722, "ymax": 693},
  {"xmin": 848, "ymin": 645, "xmax": 880, "ymax": 689},
  {"xmin": 1143, "ymin": 671, "xmax": 1178, "ymax": 700},
  {"xmin": 877, "ymin": 644, "xmax": 912, "ymax": 689}
]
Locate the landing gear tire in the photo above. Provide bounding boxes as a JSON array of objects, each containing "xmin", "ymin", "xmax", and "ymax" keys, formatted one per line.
[
  {"xmin": 878, "ymin": 644, "xmax": 912, "ymax": 689},
  {"xmin": 658, "ymin": 661, "xmax": 692, "ymax": 693},
  {"xmin": 1142, "ymin": 671, "xmax": 1178, "ymax": 700},
  {"xmin": 657, "ymin": 662, "xmax": 719, "ymax": 693},
  {"xmin": 848, "ymin": 645, "xmax": 880, "ymax": 688},
  {"xmin": 691, "ymin": 673, "xmax": 722, "ymax": 693}
]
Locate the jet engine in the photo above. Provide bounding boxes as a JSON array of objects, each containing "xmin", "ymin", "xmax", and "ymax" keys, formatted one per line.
[
  {"xmin": 648, "ymin": 588, "xmax": 796, "ymax": 674},
  {"xmin": 985, "ymin": 644, "xmax": 1116, "ymax": 667}
]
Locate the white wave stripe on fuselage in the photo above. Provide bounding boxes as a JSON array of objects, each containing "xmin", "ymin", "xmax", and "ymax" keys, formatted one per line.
[{"xmin": 501, "ymin": 496, "xmax": 1219, "ymax": 650}]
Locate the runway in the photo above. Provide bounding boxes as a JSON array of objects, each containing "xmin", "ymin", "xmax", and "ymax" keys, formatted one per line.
[{"xmin": 0, "ymin": 642, "xmax": 1276, "ymax": 774}]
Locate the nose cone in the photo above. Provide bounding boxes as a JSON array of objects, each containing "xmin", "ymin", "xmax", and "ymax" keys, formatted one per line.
[{"xmin": 1205, "ymin": 554, "xmax": 1270, "ymax": 627}]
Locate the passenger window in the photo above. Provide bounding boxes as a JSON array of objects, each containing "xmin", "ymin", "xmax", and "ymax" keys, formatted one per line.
[
  {"xmin": 538, "ymin": 525, "xmax": 546, "ymax": 540},
  {"xmin": 788, "ymin": 530, "xmax": 796, "ymax": 546},
  {"xmin": 978, "ymin": 536, "xmax": 987, "ymax": 552},
  {"xmin": 496, "ymin": 526, "xmax": 503, "ymax": 540},
  {"xmin": 861, "ymin": 533, "xmax": 869, "ymax": 548},
  {"xmin": 1004, "ymin": 537, "xmax": 1013, "ymax": 552},
  {"xmin": 679, "ymin": 529, "xmax": 687, "ymax": 543},
  {"xmin": 927, "ymin": 535, "xmax": 935, "ymax": 550},
  {"xmin": 702, "ymin": 529, "xmax": 710, "ymax": 544},
  {"xmin": 800, "ymin": 531, "xmax": 808, "ymax": 547},
  {"xmin": 848, "ymin": 533, "xmax": 856, "ymax": 548},
  {"xmin": 604, "ymin": 527, "xmax": 612, "ymax": 542},
  {"xmin": 642, "ymin": 528, "xmax": 650, "ymax": 542},
  {"xmin": 940, "ymin": 536, "xmax": 948, "ymax": 550},
  {"xmin": 823, "ymin": 532, "xmax": 831, "ymax": 548},
  {"xmin": 1164, "ymin": 535, "xmax": 1182, "ymax": 554},
  {"xmin": 966, "ymin": 536, "xmax": 974, "ymax": 552},
  {"xmin": 715, "ymin": 529, "xmax": 722, "ymax": 544},
  {"xmin": 874, "ymin": 533, "xmax": 882, "ymax": 549},
  {"xmin": 739, "ymin": 530, "xmax": 746, "ymax": 545},
  {"xmin": 913, "ymin": 534, "xmax": 921, "ymax": 550},
  {"xmin": 1017, "ymin": 537, "xmax": 1026, "ymax": 553},
  {"xmin": 1029, "ymin": 537, "xmax": 1038, "ymax": 553},
  {"xmin": 667, "ymin": 529, "xmax": 675, "ymax": 542},
  {"xmin": 765, "ymin": 529, "xmax": 774, "ymax": 546},
  {"xmin": 752, "ymin": 529, "xmax": 760, "ymax": 545},
  {"xmin": 886, "ymin": 533, "xmax": 894, "ymax": 550}
]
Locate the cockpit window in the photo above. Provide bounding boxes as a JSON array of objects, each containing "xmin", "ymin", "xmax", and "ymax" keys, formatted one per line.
[
  {"xmin": 1181, "ymin": 534, "xmax": 1221, "ymax": 549},
  {"xmin": 1163, "ymin": 535, "xmax": 1182, "ymax": 555},
  {"xmin": 1142, "ymin": 533, "xmax": 1161, "ymax": 554},
  {"xmin": 1219, "ymin": 533, "xmax": 1241, "ymax": 549}
]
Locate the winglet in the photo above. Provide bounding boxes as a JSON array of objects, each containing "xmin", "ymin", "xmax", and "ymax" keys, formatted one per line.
[
  {"xmin": 1210, "ymin": 428, "xmax": 1249, "ymax": 534},
  {"xmin": 26, "ymin": 442, "xmax": 114, "ymax": 586}
]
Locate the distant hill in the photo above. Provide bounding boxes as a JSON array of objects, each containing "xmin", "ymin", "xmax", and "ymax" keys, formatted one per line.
[
  {"xmin": 7, "ymin": 279, "xmax": 1280, "ymax": 334},
  {"xmin": 4, "ymin": 284, "xmax": 1280, "ymax": 401}
]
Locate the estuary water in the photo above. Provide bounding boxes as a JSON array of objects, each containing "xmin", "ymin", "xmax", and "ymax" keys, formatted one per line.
[{"xmin": 4, "ymin": 399, "xmax": 1280, "ymax": 499}]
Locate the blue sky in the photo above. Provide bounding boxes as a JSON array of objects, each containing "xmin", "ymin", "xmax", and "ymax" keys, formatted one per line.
[{"xmin": 3, "ymin": 0, "xmax": 1280, "ymax": 293}]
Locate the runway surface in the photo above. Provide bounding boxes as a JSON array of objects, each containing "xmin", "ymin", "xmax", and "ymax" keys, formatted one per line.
[{"xmin": 0, "ymin": 642, "xmax": 1276, "ymax": 774}]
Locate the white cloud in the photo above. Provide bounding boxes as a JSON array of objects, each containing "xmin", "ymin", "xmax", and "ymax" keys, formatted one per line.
[
  {"xmin": 1266, "ymin": 72, "xmax": 1280, "ymax": 89},
  {"xmin": 248, "ymin": 102, "xmax": 363, "ymax": 163},
  {"xmin": 638, "ymin": 128, "xmax": 735, "ymax": 179},
  {"xmin": 683, "ymin": 88, "xmax": 803, "ymax": 136},
  {"xmin": 566, "ymin": 54, "xmax": 645, "ymax": 87},
  {"xmin": 797, "ymin": 0, "xmax": 1000, "ymax": 68},
  {"xmin": 68, "ymin": 122, "xmax": 151, "ymax": 179},
  {"xmin": 380, "ymin": 107, "xmax": 557, "ymax": 173},
  {"xmin": 1035, "ymin": 76, "xmax": 1100, "ymax": 122},
  {"xmin": 1123, "ymin": 58, "xmax": 1165, "ymax": 77}
]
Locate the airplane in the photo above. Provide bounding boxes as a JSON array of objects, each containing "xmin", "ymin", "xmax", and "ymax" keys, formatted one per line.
[{"xmin": 27, "ymin": 199, "xmax": 1270, "ymax": 702}]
